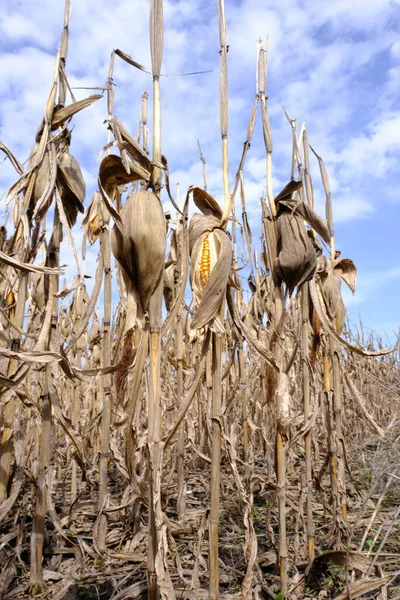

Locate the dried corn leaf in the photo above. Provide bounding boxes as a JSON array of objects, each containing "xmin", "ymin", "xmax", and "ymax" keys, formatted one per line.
[
  {"xmin": 334, "ymin": 257, "xmax": 357, "ymax": 293},
  {"xmin": 274, "ymin": 179, "xmax": 302, "ymax": 203},
  {"xmin": 99, "ymin": 154, "xmax": 145, "ymax": 194},
  {"xmin": 0, "ymin": 250, "xmax": 64, "ymax": 275},
  {"xmin": 227, "ymin": 286, "xmax": 278, "ymax": 370},
  {"xmin": 191, "ymin": 187, "xmax": 223, "ymax": 219},
  {"xmin": 150, "ymin": 0, "xmax": 164, "ymax": 78},
  {"xmin": 51, "ymin": 94, "xmax": 102, "ymax": 130},
  {"xmin": 112, "ymin": 117, "xmax": 152, "ymax": 173},
  {"xmin": 114, "ymin": 49, "xmax": 148, "ymax": 73},
  {"xmin": 310, "ymin": 279, "xmax": 392, "ymax": 356},
  {"xmin": 309, "ymin": 550, "xmax": 373, "ymax": 574},
  {"xmin": 332, "ymin": 578, "xmax": 389, "ymax": 600},
  {"xmin": 0, "ymin": 141, "xmax": 23, "ymax": 175}
]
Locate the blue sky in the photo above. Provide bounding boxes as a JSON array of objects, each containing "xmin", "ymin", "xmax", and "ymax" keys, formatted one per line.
[{"xmin": 0, "ymin": 0, "xmax": 399, "ymax": 343}]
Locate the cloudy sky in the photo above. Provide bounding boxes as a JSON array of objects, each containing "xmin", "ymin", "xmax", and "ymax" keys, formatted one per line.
[{"xmin": 0, "ymin": 0, "xmax": 399, "ymax": 343}]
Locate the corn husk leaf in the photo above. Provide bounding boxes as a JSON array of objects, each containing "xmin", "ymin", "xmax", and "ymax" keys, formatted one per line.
[
  {"xmin": 82, "ymin": 192, "xmax": 104, "ymax": 244},
  {"xmin": 273, "ymin": 211, "xmax": 317, "ymax": 295},
  {"xmin": 57, "ymin": 150, "xmax": 85, "ymax": 226},
  {"xmin": 29, "ymin": 142, "xmax": 57, "ymax": 221},
  {"xmin": 111, "ymin": 190, "xmax": 166, "ymax": 313},
  {"xmin": 99, "ymin": 154, "xmax": 145, "ymax": 193},
  {"xmin": 190, "ymin": 229, "xmax": 232, "ymax": 330},
  {"xmin": 189, "ymin": 213, "xmax": 221, "ymax": 253},
  {"xmin": 51, "ymin": 94, "xmax": 102, "ymax": 130},
  {"xmin": 321, "ymin": 270, "xmax": 341, "ymax": 321},
  {"xmin": 279, "ymin": 199, "xmax": 330, "ymax": 244},
  {"xmin": 191, "ymin": 187, "xmax": 223, "ymax": 219}
]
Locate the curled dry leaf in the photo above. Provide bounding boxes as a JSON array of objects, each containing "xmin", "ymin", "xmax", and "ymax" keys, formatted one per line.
[
  {"xmin": 190, "ymin": 186, "xmax": 223, "ymax": 218},
  {"xmin": 334, "ymin": 257, "xmax": 357, "ymax": 293}
]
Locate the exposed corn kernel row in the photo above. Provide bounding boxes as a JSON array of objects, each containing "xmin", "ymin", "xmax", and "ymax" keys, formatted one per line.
[{"xmin": 199, "ymin": 235, "xmax": 211, "ymax": 287}]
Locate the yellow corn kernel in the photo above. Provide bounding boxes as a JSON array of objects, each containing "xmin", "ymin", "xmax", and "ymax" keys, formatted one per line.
[{"xmin": 199, "ymin": 236, "xmax": 210, "ymax": 287}]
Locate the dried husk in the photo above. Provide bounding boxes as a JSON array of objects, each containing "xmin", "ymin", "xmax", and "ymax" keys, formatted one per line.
[
  {"xmin": 99, "ymin": 154, "xmax": 145, "ymax": 192},
  {"xmin": 279, "ymin": 199, "xmax": 330, "ymax": 244},
  {"xmin": 27, "ymin": 143, "xmax": 55, "ymax": 221},
  {"xmin": 319, "ymin": 255, "xmax": 356, "ymax": 334},
  {"xmin": 111, "ymin": 189, "xmax": 166, "ymax": 324},
  {"xmin": 163, "ymin": 229, "xmax": 179, "ymax": 311},
  {"xmin": 57, "ymin": 150, "xmax": 85, "ymax": 226},
  {"xmin": 273, "ymin": 208, "xmax": 317, "ymax": 295},
  {"xmin": 163, "ymin": 262, "xmax": 175, "ymax": 311},
  {"xmin": 190, "ymin": 228, "xmax": 232, "ymax": 331},
  {"xmin": 82, "ymin": 192, "xmax": 104, "ymax": 245},
  {"xmin": 189, "ymin": 213, "xmax": 221, "ymax": 253}
]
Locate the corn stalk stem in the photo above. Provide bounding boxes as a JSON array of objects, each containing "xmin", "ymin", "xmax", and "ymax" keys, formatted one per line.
[
  {"xmin": 217, "ymin": 0, "xmax": 230, "ymax": 226},
  {"xmin": 30, "ymin": 206, "xmax": 60, "ymax": 589},
  {"xmin": 302, "ymin": 283, "xmax": 314, "ymax": 562},
  {"xmin": 0, "ymin": 273, "xmax": 27, "ymax": 500},
  {"xmin": 98, "ymin": 220, "xmax": 112, "ymax": 551},
  {"xmin": 209, "ymin": 331, "xmax": 222, "ymax": 600},
  {"xmin": 176, "ymin": 312, "xmax": 186, "ymax": 519},
  {"xmin": 148, "ymin": 327, "xmax": 162, "ymax": 600}
]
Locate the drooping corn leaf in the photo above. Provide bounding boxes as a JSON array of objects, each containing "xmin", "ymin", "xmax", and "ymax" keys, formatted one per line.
[
  {"xmin": 191, "ymin": 186, "xmax": 223, "ymax": 219},
  {"xmin": 51, "ymin": 94, "xmax": 102, "ymax": 130},
  {"xmin": 334, "ymin": 257, "xmax": 357, "ymax": 293}
]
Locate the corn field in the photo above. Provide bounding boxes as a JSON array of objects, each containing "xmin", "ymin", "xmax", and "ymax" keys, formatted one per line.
[{"xmin": 0, "ymin": 1, "xmax": 399, "ymax": 599}]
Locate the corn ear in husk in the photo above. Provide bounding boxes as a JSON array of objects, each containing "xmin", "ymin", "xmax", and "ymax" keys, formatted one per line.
[
  {"xmin": 57, "ymin": 150, "xmax": 85, "ymax": 227},
  {"xmin": 111, "ymin": 189, "xmax": 166, "ymax": 330}
]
